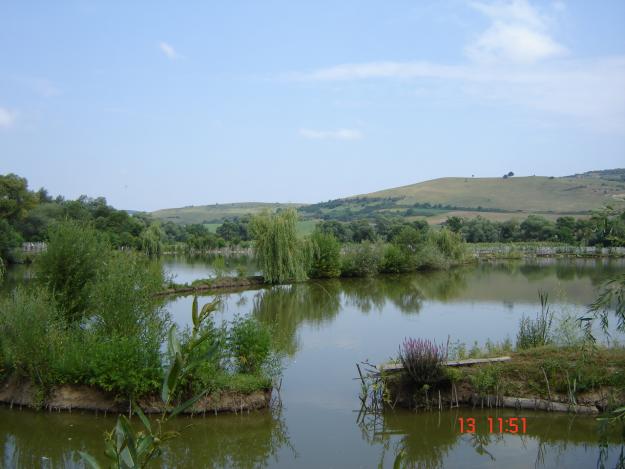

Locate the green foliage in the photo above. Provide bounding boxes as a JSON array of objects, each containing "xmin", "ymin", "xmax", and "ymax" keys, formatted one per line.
[
  {"xmin": 81, "ymin": 298, "xmax": 225, "ymax": 469},
  {"xmin": 380, "ymin": 244, "xmax": 411, "ymax": 273},
  {"xmin": 516, "ymin": 292, "xmax": 554, "ymax": 350},
  {"xmin": 340, "ymin": 242, "xmax": 382, "ymax": 277},
  {"xmin": 581, "ymin": 274, "xmax": 625, "ymax": 342},
  {"xmin": 140, "ymin": 222, "xmax": 164, "ymax": 257},
  {"xmin": 86, "ymin": 335, "xmax": 163, "ymax": 399},
  {"xmin": 0, "ymin": 219, "xmax": 23, "ymax": 263},
  {"xmin": 0, "ymin": 173, "xmax": 38, "ymax": 224},
  {"xmin": 229, "ymin": 315, "xmax": 272, "ymax": 374},
  {"xmin": 37, "ymin": 220, "xmax": 111, "ymax": 323},
  {"xmin": 309, "ymin": 231, "xmax": 341, "ymax": 278},
  {"xmin": 89, "ymin": 251, "xmax": 167, "ymax": 337},
  {"xmin": 251, "ymin": 209, "xmax": 310, "ymax": 283},
  {"xmin": 0, "ymin": 287, "xmax": 64, "ymax": 389},
  {"xmin": 469, "ymin": 365, "xmax": 503, "ymax": 397}
]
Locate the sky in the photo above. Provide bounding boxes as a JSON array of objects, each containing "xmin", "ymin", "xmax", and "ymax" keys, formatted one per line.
[{"xmin": 1, "ymin": 0, "xmax": 625, "ymax": 211}]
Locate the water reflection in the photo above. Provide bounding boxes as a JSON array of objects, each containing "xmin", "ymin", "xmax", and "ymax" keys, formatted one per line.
[
  {"xmin": 0, "ymin": 406, "xmax": 293, "ymax": 469},
  {"xmin": 361, "ymin": 409, "xmax": 624, "ymax": 469}
]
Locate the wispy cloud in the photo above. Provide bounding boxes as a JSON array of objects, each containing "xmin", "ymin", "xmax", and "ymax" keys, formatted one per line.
[
  {"xmin": 466, "ymin": 0, "xmax": 566, "ymax": 64},
  {"xmin": 159, "ymin": 41, "xmax": 180, "ymax": 60},
  {"xmin": 298, "ymin": 128, "xmax": 363, "ymax": 141},
  {"xmin": 287, "ymin": 1, "xmax": 625, "ymax": 133},
  {"xmin": 0, "ymin": 107, "xmax": 16, "ymax": 129}
]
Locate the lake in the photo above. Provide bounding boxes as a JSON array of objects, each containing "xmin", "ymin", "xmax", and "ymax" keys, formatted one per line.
[{"xmin": 2, "ymin": 257, "xmax": 624, "ymax": 468}]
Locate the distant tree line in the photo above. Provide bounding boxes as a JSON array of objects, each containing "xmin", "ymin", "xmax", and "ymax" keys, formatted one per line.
[
  {"xmin": 0, "ymin": 173, "xmax": 253, "ymax": 264},
  {"xmin": 443, "ymin": 210, "xmax": 625, "ymax": 246}
]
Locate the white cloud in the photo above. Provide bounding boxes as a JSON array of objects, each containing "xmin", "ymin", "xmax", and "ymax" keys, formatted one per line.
[
  {"xmin": 287, "ymin": 1, "xmax": 625, "ymax": 133},
  {"xmin": 159, "ymin": 41, "xmax": 180, "ymax": 60},
  {"xmin": 298, "ymin": 128, "xmax": 363, "ymax": 140},
  {"xmin": 0, "ymin": 107, "xmax": 15, "ymax": 129},
  {"xmin": 466, "ymin": 0, "xmax": 566, "ymax": 64}
]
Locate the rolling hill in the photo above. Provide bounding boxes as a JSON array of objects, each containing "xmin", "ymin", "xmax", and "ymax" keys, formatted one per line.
[
  {"xmin": 299, "ymin": 172, "xmax": 625, "ymax": 222},
  {"xmin": 151, "ymin": 169, "xmax": 625, "ymax": 225},
  {"xmin": 150, "ymin": 202, "xmax": 304, "ymax": 225}
]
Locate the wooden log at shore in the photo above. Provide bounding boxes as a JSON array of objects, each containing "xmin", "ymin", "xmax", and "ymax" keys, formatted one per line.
[
  {"xmin": 470, "ymin": 395, "xmax": 599, "ymax": 414},
  {"xmin": 377, "ymin": 356, "xmax": 511, "ymax": 374}
]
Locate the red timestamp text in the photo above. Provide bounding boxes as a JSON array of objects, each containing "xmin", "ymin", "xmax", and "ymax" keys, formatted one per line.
[{"xmin": 458, "ymin": 417, "xmax": 527, "ymax": 434}]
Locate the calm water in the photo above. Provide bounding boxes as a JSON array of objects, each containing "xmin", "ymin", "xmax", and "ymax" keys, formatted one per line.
[{"xmin": 2, "ymin": 257, "xmax": 625, "ymax": 468}]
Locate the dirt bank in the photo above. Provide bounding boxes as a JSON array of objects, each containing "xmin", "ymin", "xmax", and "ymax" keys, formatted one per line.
[{"xmin": 0, "ymin": 374, "xmax": 272, "ymax": 414}]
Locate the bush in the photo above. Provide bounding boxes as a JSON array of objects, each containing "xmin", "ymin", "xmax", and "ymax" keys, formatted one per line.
[
  {"xmin": 228, "ymin": 315, "xmax": 272, "ymax": 374},
  {"xmin": 86, "ymin": 335, "xmax": 163, "ymax": 399},
  {"xmin": 398, "ymin": 338, "xmax": 447, "ymax": 385},
  {"xmin": 380, "ymin": 244, "xmax": 411, "ymax": 273},
  {"xmin": 88, "ymin": 251, "xmax": 167, "ymax": 339},
  {"xmin": 37, "ymin": 220, "xmax": 110, "ymax": 323},
  {"xmin": 309, "ymin": 231, "xmax": 341, "ymax": 278},
  {"xmin": 0, "ymin": 287, "xmax": 65, "ymax": 389},
  {"xmin": 428, "ymin": 228, "xmax": 466, "ymax": 262},
  {"xmin": 340, "ymin": 242, "xmax": 382, "ymax": 277},
  {"xmin": 517, "ymin": 292, "xmax": 554, "ymax": 350}
]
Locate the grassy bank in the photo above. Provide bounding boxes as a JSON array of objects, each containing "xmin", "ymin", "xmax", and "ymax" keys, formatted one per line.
[
  {"xmin": 381, "ymin": 345, "xmax": 625, "ymax": 413},
  {"xmin": 0, "ymin": 221, "xmax": 280, "ymax": 413}
]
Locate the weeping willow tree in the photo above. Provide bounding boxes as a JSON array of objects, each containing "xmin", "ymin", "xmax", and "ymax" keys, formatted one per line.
[
  {"xmin": 140, "ymin": 222, "xmax": 165, "ymax": 257},
  {"xmin": 251, "ymin": 209, "xmax": 311, "ymax": 284}
]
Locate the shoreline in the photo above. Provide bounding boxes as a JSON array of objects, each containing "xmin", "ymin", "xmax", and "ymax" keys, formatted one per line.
[{"xmin": 0, "ymin": 374, "xmax": 272, "ymax": 415}]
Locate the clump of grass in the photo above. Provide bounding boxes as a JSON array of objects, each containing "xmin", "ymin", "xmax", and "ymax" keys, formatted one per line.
[
  {"xmin": 517, "ymin": 291, "xmax": 554, "ymax": 350},
  {"xmin": 398, "ymin": 338, "xmax": 447, "ymax": 386}
]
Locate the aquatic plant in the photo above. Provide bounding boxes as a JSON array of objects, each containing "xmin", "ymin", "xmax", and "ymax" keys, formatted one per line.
[
  {"xmin": 516, "ymin": 292, "xmax": 554, "ymax": 350},
  {"xmin": 398, "ymin": 338, "xmax": 447, "ymax": 385},
  {"xmin": 80, "ymin": 298, "xmax": 221, "ymax": 469}
]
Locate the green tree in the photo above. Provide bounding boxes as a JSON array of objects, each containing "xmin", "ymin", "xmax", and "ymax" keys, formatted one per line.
[
  {"xmin": 0, "ymin": 219, "xmax": 23, "ymax": 262},
  {"xmin": 251, "ymin": 209, "xmax": 310, "ymax": 283},
  {"xmin": 37, "ymin": 221, "xmax": 110, "ymax": 323},
  {"xmin": 140, "ymin": 223, "xmax": 165, "ymax": 256},
  {"xmin": 0, "ymin": 173, "xmax": 38, "ymax": 224},
  {"xmin": 309, "ymin": 231, "xmax": 341, "ymax": 278}
]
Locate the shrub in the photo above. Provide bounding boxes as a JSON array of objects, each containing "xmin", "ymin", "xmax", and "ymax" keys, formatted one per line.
[
  {"xmin": 340, "ymin": 242, "xmax": 382, "ymax": 277},
  {"xmin": 398, "ymin": 338, "xmax": 447, "ymax": 385},
  {"xmin": 86, "ymin": 335, "xmax": 163, "ymax": 399},
  {"xmin": 228, "ymin": 315, "xmax": 272, "ymax": 374},
  {"xmin": 516, "ymin": 292, "xmax": 554, "ymax": 350},
  {"xmin": 428, "ymin": 229, "xmax": 466, "ymax": 262},
  {"xmin": 88, "ymin": 251, "xmax": 167, "ymax": 339},
  {"xmin": 0, "ymin": 287, "xmax": 65, "ymax": 389},
  {"xmin": 380, "ymin": 244, "xmax": 411, "ymax": 273},
  {"xmin": 309, "ymin": 231, "xmax": 341, "ymax": 278},
  {"xmin": 37, "ymin": 220, "xmax": 110, "ymax": 323}
]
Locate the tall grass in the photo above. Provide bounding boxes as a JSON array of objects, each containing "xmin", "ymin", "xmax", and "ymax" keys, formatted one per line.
[{"xmin": 516, "ymin": 292, "xmax": 554, "ymax": 350}]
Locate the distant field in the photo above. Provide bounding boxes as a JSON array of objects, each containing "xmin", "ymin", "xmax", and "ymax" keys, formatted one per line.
[{"xmin": 151, "ymin": 202, "xmax": 305, "ymax": 224}]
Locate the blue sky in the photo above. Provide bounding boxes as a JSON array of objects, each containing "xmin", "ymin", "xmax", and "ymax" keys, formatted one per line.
[{"xmin": 1, "ymin": 0, "xmax": 624, "ymax": 211}]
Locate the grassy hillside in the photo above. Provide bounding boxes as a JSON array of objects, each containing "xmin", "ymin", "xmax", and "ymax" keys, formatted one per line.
[
  {"xmin": 151, "ymin": 171, "xmax": 625, "ymax": 227},
  {"xmin": 359, "ymin": 176, "xmax": 625, "ymax": 212},
  {"xmin": 151, "ymin": 202, "xmax": 304, "ymax": 224},
  {"xmin": 298, "ymin": 175, "xmax": 625, "ymax": 222}
]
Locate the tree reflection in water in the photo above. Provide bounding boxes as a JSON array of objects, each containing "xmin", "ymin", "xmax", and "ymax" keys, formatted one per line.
[{"xmin": 357, "ymin": 409, "xmax": 624, "ymax": 469}]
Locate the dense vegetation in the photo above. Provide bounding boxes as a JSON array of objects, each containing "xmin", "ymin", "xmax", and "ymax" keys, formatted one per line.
[
  {"xmin": 0, "ymin": 173, "xmax": 257, "ymax": 267},
  {"xmin": 0, "ymin": 221, "xmax": 278, "ymax": 404},
  {"xmin": 248, "ymin": 210, "xmax": 466, "ymax": 283},
  {"xmin": 444, "ymin": 209, "xmax": 625, "ymax": 246}
]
